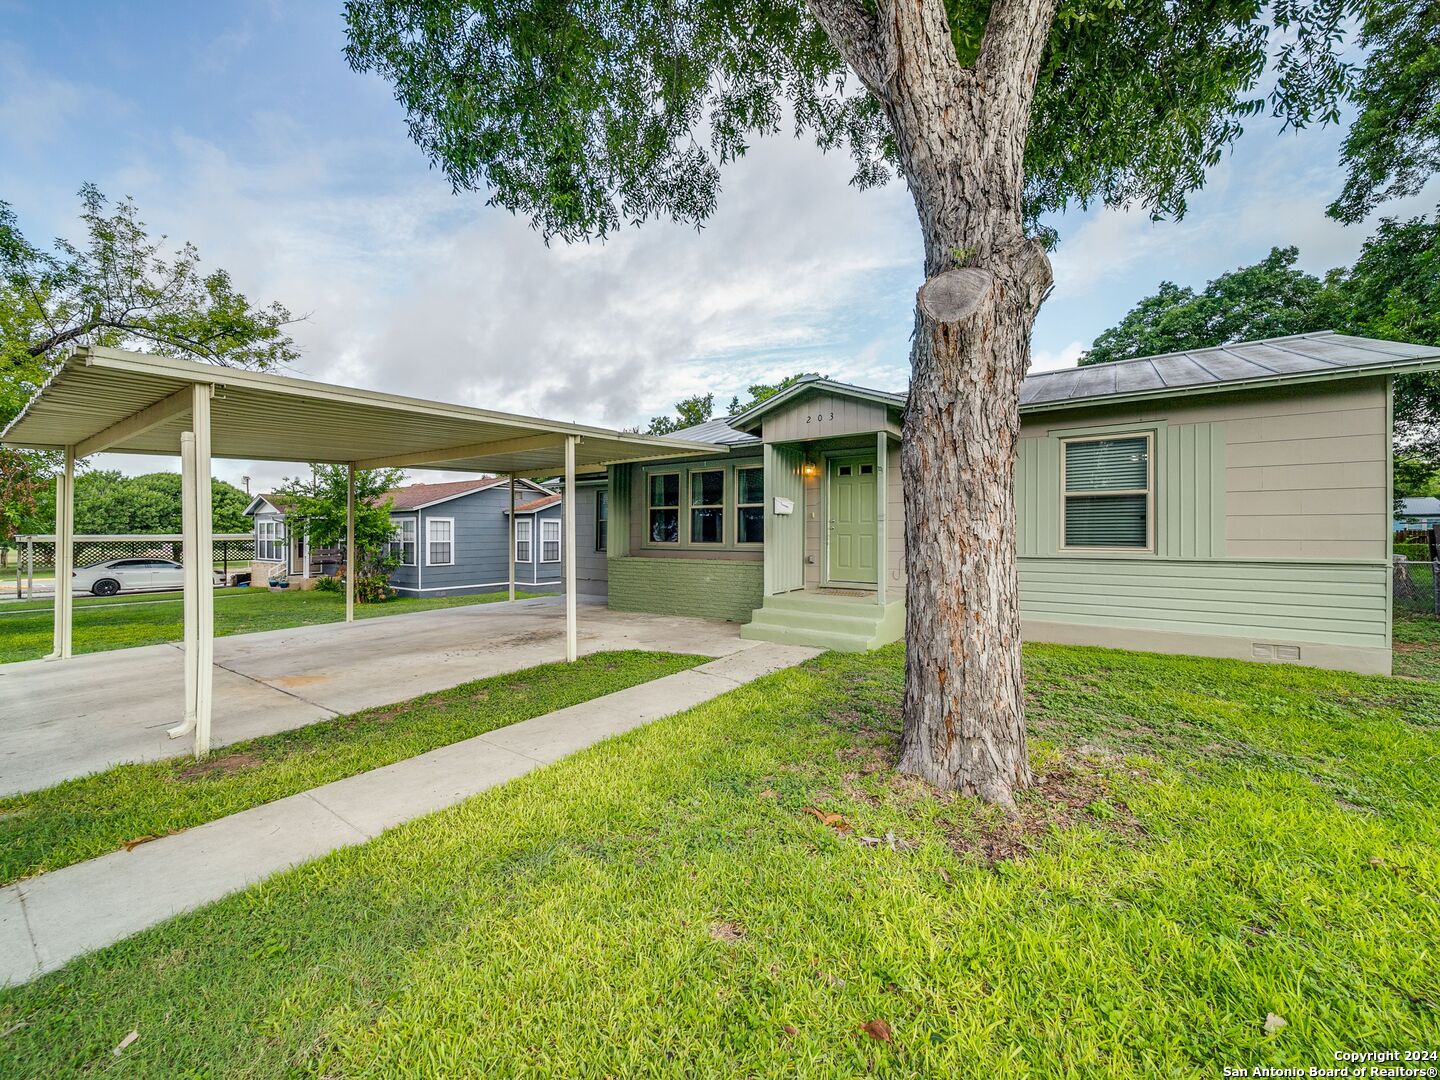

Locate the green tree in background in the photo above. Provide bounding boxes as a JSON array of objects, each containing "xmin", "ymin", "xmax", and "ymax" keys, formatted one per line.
[
  {"xmin": 274, "ymin": 466, "xmax": 405, "ymax": 601},
  {"xmin": 23, "ymin": 471, "xmax": 252, "ymax": 535},
  {"xmin": 0, "ymin": 186, "xmax": 300, "ymax": 543},
  {"xmin": 645, "ymin": 393, "xmax": 715, "ymax": 436},
  {"xmin": 1330, "ymin": 2, "xmax": 1440, "ymax": 223}
]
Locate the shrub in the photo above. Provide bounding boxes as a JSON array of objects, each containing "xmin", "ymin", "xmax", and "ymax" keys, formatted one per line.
[
  {"xmin": 1396, "ymin": 541, "xmax": 1435, "ymax": 562},
  {"xmin": 355, "ymin": 571, "xmax": 395, "ymax": 603},
  {"xmin": 314, "ymin": 574, "xmax": 342, "ymax": 593}
]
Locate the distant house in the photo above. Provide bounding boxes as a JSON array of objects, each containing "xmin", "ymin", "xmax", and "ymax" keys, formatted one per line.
[
  {"xmin": 245, "ymin": 477, "xmax": 565, "ymax": 597},
  {"xmin": 1396, "ymin": 497, "xmax": 1440, "ymax": 532}
]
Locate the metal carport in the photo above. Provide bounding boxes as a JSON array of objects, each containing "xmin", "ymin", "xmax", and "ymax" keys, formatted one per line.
[{"xmin": 1, "ymin": 345, "xmax": 723, "ymax": 756}]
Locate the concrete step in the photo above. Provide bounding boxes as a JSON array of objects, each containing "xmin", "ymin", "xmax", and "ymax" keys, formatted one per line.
[
  {"xmin": 763, "ymin": 592, "xmax": 882, "ymax": 615},
  {"xmin": 740, "ymin": 619, "xmax": 874, "ymax": 652},
  {"xmin": 749, "ymin": 605, "xmax": 885, "ymax": 635}
]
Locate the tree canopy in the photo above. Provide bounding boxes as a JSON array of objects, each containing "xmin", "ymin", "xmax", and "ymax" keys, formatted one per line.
[
  {"xmin": 645, "ymin": 372, "xmax": 824, "ymax": 434},
  {"xmin": 344, "ymin": 0, "xmax": 1364, "ymax": 245},
  {"xmin": 17, "ymin": 471, "xmax": 253, "ymax": 536},
  {"xmin": 274, "ymin": 465, "xmax": 405, "ymax": 559}
]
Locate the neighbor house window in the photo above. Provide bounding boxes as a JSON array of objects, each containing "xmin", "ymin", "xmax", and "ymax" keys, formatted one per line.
[
  {"xmin": 1061, "ymin": 434, "xmax": 1153, "ymax": 550},
  {"xmin": 542, "ymin": 519, "xmax": 561, "ymax": 562},
  {"xmin": 736, "ymin": 466, "xmax": 764, "ymax": 545},
  {"xmin": 595, "ymin": 490, "xmax": 608, "ymax": 552},
  {"xmin": 426, "ymin": 518, "xmax": 454, "ymax": 565},
  {"xmin": 514, "ymin": 519, "xmax": 532, "ymax": 562},
  {"xmin": 649, "ymin": 472, "xmax": 680, "ymax": 543},
  {"xmin": 256, "ymin": 519, "xmax": 285, "ymax": 562},
  {"xmin": 388, "ymin": 517, "xmax": 416, "ymax": 566},
  {"xmin": 689, "ymin": 469, "xmax": 724, "ymax": 544}
]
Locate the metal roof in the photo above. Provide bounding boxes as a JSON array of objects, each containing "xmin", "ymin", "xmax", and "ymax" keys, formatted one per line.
[
  {"xmin": 2, "ymin": 346, "xmax": 726, "ymax": 475},
  {"xmin": 1019, "ymin": 332, "xmax": 1440, "ymax": 410},
  {"xmin": 669, "ymin": 417, "xmax": 762, "ymax": 446}
]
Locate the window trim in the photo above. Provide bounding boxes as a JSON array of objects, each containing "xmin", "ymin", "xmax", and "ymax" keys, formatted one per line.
[
  {"xmin": 735, "ymin": 465, "xmax": 765, "ymax": 547},
  {"xmin": 256, "ymin": 517, "xmax": 286, "ymax": 563},
  {"xmin": 388, "ymin": 515, "xmax": 417, "ymax": 567},
  {"xmin": 425, "ymin": 516, "xmax": 456, "ymax": 567},
  {"xmin": 688, "ymin": 467, "xmax": 726, "ymax": 545},
  {"xmin": 646, "ymin": 470, "xmax": 682, "ymax": 546},
  {"xmin": 541, "ymin": 518, "xmax": 562, "ymax": 563},
  {"xmin": 594, "ymin": 490, "xmax": 608, "ymax": 553},
  {"xmin": 514, "ymin": 518, "xmax": 533, "ymax": 563},
  {"xmin": 1059, "ymin": 431, "xmax": 1156, "ymax": 554}
]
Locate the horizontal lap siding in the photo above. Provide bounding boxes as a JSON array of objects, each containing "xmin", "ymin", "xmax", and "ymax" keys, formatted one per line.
[
  {"xmin": 572, "ymin": 486, "xmax": 608, "ymax": 595},
  {"xmin": 608, "ymin": 557, "xmax": 763, "ymax": 622},
  {"xmin": 1018, "ymin": 557, "xmax": 1389, "ymax": 648}
]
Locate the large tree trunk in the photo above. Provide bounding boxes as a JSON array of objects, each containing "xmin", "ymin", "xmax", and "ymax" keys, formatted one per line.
[{"xmin": 807, "ymin": 0, "xmax": 1057, "ymax": 803}]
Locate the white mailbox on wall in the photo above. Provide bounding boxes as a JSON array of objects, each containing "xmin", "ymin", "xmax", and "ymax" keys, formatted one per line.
[{"xmin": 773, "ymin": 496, "xmax": 794, "ymax": 515}]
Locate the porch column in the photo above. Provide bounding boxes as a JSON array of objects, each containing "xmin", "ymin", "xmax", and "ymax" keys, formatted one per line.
[
  {"xmin": 875, "ymin": 431, "xmax": 887, "ymax": 607},
  {"xmin": 564, "ymin": 436, "xmax": 577, "ymax": 662},
  {"xmin": 345, "ymin": 463, "xmax": 356, "ymax": 623},
  {"xmin": 47, "ymin": 446, "xmax": 75, "ymax": 659},
  {"xmin": 508, "ymin": 476, "xmax": 517, "ymax": 602}
]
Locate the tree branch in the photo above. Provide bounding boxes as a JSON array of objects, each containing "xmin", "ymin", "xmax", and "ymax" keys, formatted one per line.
[
  {"xmin": 976, "ymin": 0, "xmax": 1058, "ymax": 95},
  {"xmin": 803, "ymin": 0, "xmax": 888, "ymax": 100}
]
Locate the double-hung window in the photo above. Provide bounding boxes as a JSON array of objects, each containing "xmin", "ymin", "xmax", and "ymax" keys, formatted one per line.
[
  {"xmin": 649, "ymin": 472, "xmax": 680, "ymax": 544},
  {"xmin": 542, "ymin": 519, "xmax": 561, "ymax": 562},
  {"xmin": 689, "ymin": 469, "xmax": 724, "ymax": 544},
  {"xmin": 426, "ymin": 518, "xmax": 454, "ymax": 566},
  {"xmin": 736, "ymin": 466, "xmax": 764, "ymax": 545},
  {"xmin": 1061, "ymin": 434, "xmax": 1153, "ymax": 551},
  {"xmin": 515, "ymin": 519, "xmax": 532, "ymax": 562},
  {"xmin": 388, "ymin": 517, "xmax": 416, "ymax": 566},
  {"xmin": 256, "ymin": 519, "xmax": 285, "ymax": 562},
  {"xmin": 595, "ymin": 491, "xmax": 608, "ymax": 552}
]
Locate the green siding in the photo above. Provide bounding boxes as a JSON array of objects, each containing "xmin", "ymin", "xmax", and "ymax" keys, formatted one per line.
[
  {"xmin": 608, "ymin": 557, "xmax": 763, "ymax": 622},
  {"xmin": 764, "ymin": 443, "xmax": 805, "ymax": 594},
  {"xmin": 1016, "ymin": 435, "xmax": 1059, "ymax": 556},
  {"xmin": 1160, "ymin": 422, "xmax": 1227, "ymax": 558},
  {"xmin": 1018, "ymin": 556, "xmax": 1389, "ymax": 648}
]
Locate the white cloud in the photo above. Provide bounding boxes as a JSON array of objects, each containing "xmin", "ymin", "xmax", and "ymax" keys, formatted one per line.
[{"xmin": 1029, "ymin": 340, "xmax": 1085, "ymax": 372}]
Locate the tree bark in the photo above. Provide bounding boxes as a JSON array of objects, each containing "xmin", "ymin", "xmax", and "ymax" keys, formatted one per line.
[{"xmin": 808, "ymin": 0, "xmax": 1057, "ymax": 803}]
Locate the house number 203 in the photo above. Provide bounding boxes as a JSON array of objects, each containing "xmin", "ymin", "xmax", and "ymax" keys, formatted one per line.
[{"xmin": 806, "ymin": 411, "xmax": 834, "ymax": 424}]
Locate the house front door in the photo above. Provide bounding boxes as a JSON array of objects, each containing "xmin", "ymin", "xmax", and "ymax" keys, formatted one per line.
[{"xmin": 827, "ymin": 455, "xmax": 878, "ymax": 585}]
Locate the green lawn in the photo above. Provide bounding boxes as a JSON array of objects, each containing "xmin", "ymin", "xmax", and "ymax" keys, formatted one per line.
[
  {"xmin": 0, "ymin": 586, "xmax": 548, "ymax": 664},
  {"xmin": 1394, "ymin": 612, "xmax": 1440, "ymax": 680},
  {"xmin": 3, "ymin": 643, "xmax": 1437, "ymax": 1077},
  {"xmin": 0, "ymin": 650, "xmax": 701, "ymax": 884}
]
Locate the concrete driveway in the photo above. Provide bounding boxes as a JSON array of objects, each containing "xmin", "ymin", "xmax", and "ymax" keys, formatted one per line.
[{"xmin": 0, "ymin": 596, "xmax": 753, "ymax": 796}]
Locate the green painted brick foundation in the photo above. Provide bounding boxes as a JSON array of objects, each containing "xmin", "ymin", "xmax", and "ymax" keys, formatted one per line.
[{"xmin": 608, "ymin": 557, "xmax": 763, "ymax": 623}]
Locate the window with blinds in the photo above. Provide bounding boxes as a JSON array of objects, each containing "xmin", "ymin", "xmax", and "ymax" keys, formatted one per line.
[{"xmin": 1061, "ymin": 434, "xmax": 1153, "ymax": 550}]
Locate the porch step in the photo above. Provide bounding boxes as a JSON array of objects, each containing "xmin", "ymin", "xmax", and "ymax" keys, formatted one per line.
[{"xmin": 741, "ymin": 592, "xmax": 904, "ymax": 652}]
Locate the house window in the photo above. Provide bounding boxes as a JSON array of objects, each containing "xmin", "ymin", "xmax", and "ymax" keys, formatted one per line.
[
  {"xmin": 1061, "ymin": 434, "xmax": 1153, "ymax": 550},
  {"xmin": 689, "ymin": 469, "xmax": 724, "ymax": 544},
  {"xmin": 649, "ymin": 472, "xmax": 680, "ymax": 544},
  {"xmin": 542, "ymin": 519, "xmax": 561, "ymax": 562},
  {"xmin": 256, "ymin": 519, "xmax": 285, "ymax": 562},
  {"xmin": 515, "ymin": 519, "xmax": 532, "ymax": 562},
  {"xmin": 388, "ymin": 517, "xmax": 416, "ymax": 566},
  {"xmin": 737, "ymin": 466, "xmax": 764, "ymax": 544},
  {"xmin": 426, "ymin": 518, "xmax": 454, "ymax": 565},
  {"xmin": 595, "ymin": 490, "xmax": 608, "ymax": 552}
]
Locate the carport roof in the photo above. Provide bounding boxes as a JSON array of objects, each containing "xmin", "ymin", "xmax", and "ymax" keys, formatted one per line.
[{"xmin": 2, "ymin": 346, "xmax": 724, "ymax": 475}]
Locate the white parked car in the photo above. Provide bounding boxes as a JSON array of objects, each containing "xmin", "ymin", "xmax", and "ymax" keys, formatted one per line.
[{"xmin": 72, "ymin": 558, "xmax": 221, "ymax": 597}]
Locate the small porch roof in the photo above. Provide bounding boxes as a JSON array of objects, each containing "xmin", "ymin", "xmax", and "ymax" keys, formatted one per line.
[{"xmin": 1, "ymin": 346, "xmax": 725, "ymax": 475}]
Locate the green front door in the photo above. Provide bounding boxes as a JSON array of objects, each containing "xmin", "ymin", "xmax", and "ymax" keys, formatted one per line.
[{"xmin": 827, "ymin": 455, "xmax": 878, "ymax": 585}]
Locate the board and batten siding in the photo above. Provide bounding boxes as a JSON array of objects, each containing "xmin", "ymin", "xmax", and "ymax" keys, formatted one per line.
[
  {"xmin": 761, "ymin": 392, "xmax": 898, "ymax": 443},
  {"xmin": 1014, "ymin": 379, "xmax": 1392, "ymax": 673}
]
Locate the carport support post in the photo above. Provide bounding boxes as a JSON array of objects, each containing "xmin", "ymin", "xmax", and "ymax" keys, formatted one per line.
[
  {"xmin": 47, "ymin": 447, "xmax": 75, "ymax": 659},
  {"xmin": 508, "ymin": 477, "xmax": 516, "ymax": 603},
  {"xmin": 564, "ymin": 436, "xmax": 577, "ymax": 662},
  {"xmin": 181, "ymin": 431, "xmax": 199, "ymax": 729},
  {"xmin": 185, "ymin": 383, "xmax": 215, "ymax": 757},
  {"xmin": 345, "ymin": 463, "xmax": 355, "ymax": 623}
]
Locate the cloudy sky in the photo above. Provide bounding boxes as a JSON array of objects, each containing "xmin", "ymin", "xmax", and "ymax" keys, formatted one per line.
[{"xmin": 2, "ymin": 1, "xmax": 1435, "ymax": 492}]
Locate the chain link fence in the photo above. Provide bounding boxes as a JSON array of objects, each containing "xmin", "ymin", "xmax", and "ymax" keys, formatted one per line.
[{"xmin": 1394, "ymin": 527, "xmax": 1439, "ymax": 618}]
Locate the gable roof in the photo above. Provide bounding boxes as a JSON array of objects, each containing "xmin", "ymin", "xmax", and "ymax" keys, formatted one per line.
[
  {"xmin": 243, "ymin": 493, "xmax": 290, "ymax": 516},
  {"xmin": 669, "ymin": 417, "xmax": 761, "ymax": 447},
  {"xmin": 385, "ymin": 477, "xmax": 505, "ymax": 510},
  {"xmin": 1018, "ymin": 332, "xmax": 1440, "ymax": 410},
  {"xmin": 727, "ymin": 376, "xmax": 903, "ymax": 434}
]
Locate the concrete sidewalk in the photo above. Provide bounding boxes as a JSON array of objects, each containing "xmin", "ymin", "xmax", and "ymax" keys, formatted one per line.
[
  {"xmin": 0, "ymin": 596, "xmax": 757, "ymax": 795},
  {"xmin": 0, "ymin": 641, "xmax": 819, "ymax": 986}
]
